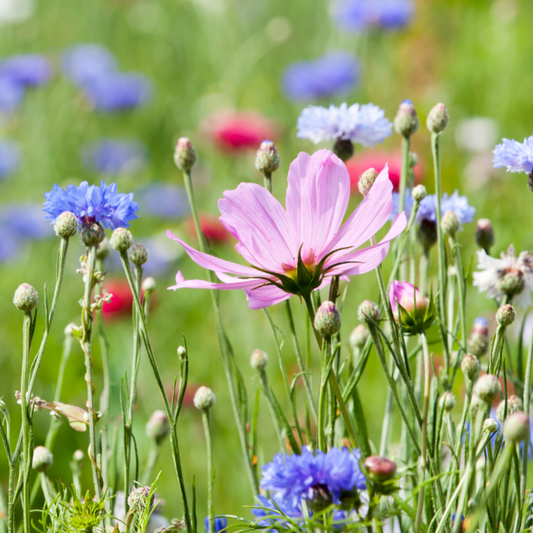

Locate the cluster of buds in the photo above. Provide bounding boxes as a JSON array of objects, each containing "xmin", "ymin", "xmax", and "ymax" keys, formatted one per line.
[
  {"xmin": 466, "ymin": 318, "xmax": 490, "ymax": 358},
  {"xmin": 389, "ymin": 281, "xmax": 435, "ymax": 335},
  {"xmin": 15, "ymin": 391, "xmax": 48, "ymax": 411},
  {"xmin": 90, "ymin": 289, "xmax": 113, "ymax": 312}
]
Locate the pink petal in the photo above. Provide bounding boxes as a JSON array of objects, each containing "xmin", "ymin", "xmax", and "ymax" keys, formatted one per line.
[
  {"xmin": 168, "ymin": 271, "xmax": 262, "ymax": 291},
  {"xmin": 321, "ymin": 165, "xmax": 393, "ymax": 258},
  {"xmin": 244, "ymin": 284, "xmax": 292, "ymax": 310},
  {"xmin": 286, "ymin": 150, "xmax": 350, "ymax": 260},
  {"xmin": 218, "ymin": 183, "xmax": 297, "ymax": 273},
  {"xmin": 327, "ymin": 213, "xmax": 406, "ymax": 276},
  {"xmin": 167, "ymin": 230, "xmax": 261, "ymax": 277}
]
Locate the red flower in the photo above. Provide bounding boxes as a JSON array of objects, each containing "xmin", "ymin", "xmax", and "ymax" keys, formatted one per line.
[
  {"xmin": 346, "ymin": 151, "xmax": 423, "ymax": 193},
  {"xmin": 201, "ymin": 110, "xmax": 277, "ymax": 152},
  {"xmin": 101, "ymin": 280, "xmax": 152, "ymax": 318},
  {"xmin": 185, "ymin": 213, "xmax": 232, "ymax": 245}
]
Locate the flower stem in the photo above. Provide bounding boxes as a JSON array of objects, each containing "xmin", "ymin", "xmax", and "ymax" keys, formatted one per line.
[
  {"xmin": 521, "ymin": 311, "xmax": 533, "ymax": 508},
  {"xmin": 202, "ymin": 411, "xmax": 214, "ymax": 533},
  {"xmin": 398, "ymin": 135, "xmax": 410, "ymax": 281}
]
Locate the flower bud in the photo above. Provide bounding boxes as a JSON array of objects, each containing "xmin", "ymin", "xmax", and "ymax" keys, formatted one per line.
[
  {"xmin": 255, "ymin": 140, "xmax": 280, "ymax": 175},
  {"xmin": 80, "ymin": 222, "xmax": 105, "ymax": 246},
  {"xmin": 364, "ymin": 455, "xmax": 397, "ymax": 481},
  {"xmin": 96, "ymin": 238, "xmax": 111, "ymax": 260},
  {"xmin": 174, "ymin": 137, "xmax": 197, "ymax": 172},
  {"xmin": 357, "ymin": 300, "xmax": 380, "ymax": 323},
  {"xmin": 496, "ymin": 399, "xmax": 519, "ymax": 423},
  {"xmin": 314, "ymin": 301, "xmax": 341, "ymax": 337},
  {"xmin": 498, "ymin": 271, "xmax": 525, "ymax": 298},
  {"xmin": 64, "ymin": 323, "xmax": 78, "ymax": 337},
  {"xmin": 467, "ymin": 318, "xmax": 490, "ymax": 358},
  {"xmin": 496, "ymin": 304, "xmax": 516, "ymax": 327},
  {"xmin": 394, "ymin": 99, "xmax": 419, "ymax": 137},
  {"xmin": 142, "ymin": 277, "xmax": 156, "ymax": 292},
  {"xmin": 358, "ymin": 168, "xmax": 378, "ymax": 197},
  {"xmin": 440, "ymin": 391, "xmax": 456, "ymax": 412},
  {"xmin": 110, "ymin": 227, "xmax": 133, "ymax": 252},
  {"xmin": 473, "ymin": 374, "xmax": 500, "ymax": 405},
  {"xmin": 250, "ymin": 349, "xmax": 268, "ymax": 371},
  {"xmin": 177, "ymin": 346, "xmax": 187, "ymax": 359},
  {"xmin": 193, "ymin": 386, "xmax": 215, "ymax": 411},
  {"xmin": 483, "ymin": 418, "xmax": 499, "ymax": 434},
  {"xmin": 502, "ymin": 411, "xmax": 530, "ymax": 443},
  {"xmin": 333, "ymin": 138, "xmax": 354, "ymax": 163},
  {"xmin": 54, "ymin": 211, "xmax": 77, "ymax": 239},
  {"xmin": 409, "ymin": 151, "xmax": 419, "ymax": 169},
  {"xmin": 129, "ymin": 243, "xmax": 148, "ymax": 266},
  {"xmin": 32, "ymin": 446, "xmax": 53, "ymax": 472},
  {"xmin": 128, "ymin": 485, "xmax": 153, "ymax": 512},
  {"xmin": 416, "ymin": 219, "xmax": 438, "ymax": 251},
  {"xmin": 509, "ymin": 395, "xmax": 523, "ymax": 410},
  {"xmin": 14, "ymin": 283, "xmax": 39, "ymax": 312},
  {"xmin": 146, "ymin": 410, "xmax": 170, "ymax": 443},
  {"xmin": 73, "ymin": 449, "xmax": 84, "ymax": 463},
  {"xmin": 426, "ymin": 103, "xmax": 449, "ymax": 134},
  {"xmin": 411, "ymin": 185, "xmax": 427, "ymax": 203},
  {"xmin": 389, "ymin": 280, "xmax": 433, "ymax": 335},
  {"xmin": 350, "ymin": 324, "xmax": 369, "ymax": 351},
  {"xmin": 441, "ymin": 210, "xmax": 460, "ymax": 236},
  {"xmin": 475, "ymin": 219, "xmax": 494, "ymax": 253},
  {"xmin": 461, "ymin": 353, "xmax": 480, "ymax": 381}
]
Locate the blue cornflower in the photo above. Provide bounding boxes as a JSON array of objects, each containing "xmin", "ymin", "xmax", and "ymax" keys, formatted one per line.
[
  {"xmin": 297, "ymin": 102, "xmax": 392, "ymax": 146},
  {"xmin": 332, "ymin": 0, "xmax": 414, "ymax": 32},
  {"xmin": 62, "ymin": 43, "xmax": 118, "ymax": 87},
  {"xmin": 82, "ymin": 139, "xmax": 148, "ymax": 174},
  {"xmin": 204, "ymin": 517, "xmax": 227, "ymax": 533},
  {"xmin": 251, "ymin": 495, "xmax": 301, "ymax": 527},
  {"xmin": 0, "ymin": 54, "xmax": 52, "ymax": 86},
  {"xmin": 0, "ymin": 204, "xmax": 50, "ymax": 239},
  {"xmin": 0, "ymin": 234, "xmax": 19, "ymax": 262},
  {"xmin": 136, "ymin": 184, "xmax": 189, "ymax": 219},
  {"xmin": 260, "ymin": 447, "xmax": 366, "ymax": 512},
  {"xmin": 0, "ymin": 77, "xmax": 25, "ymax": 112},
  {"xmin": 493, "ymin": 136, "xmax": 533, "ymax": 175},
  {"xmin": 43, "ymin": 180, "xmax": 139, "ymax": 229},
  {"xmin": 83, "ymin": 72, "xmax": 153, "ymax": 111},
  {"xmin": 418, "ymin": 190, "xmax": 476, "ymax": 225},
  {"xmin": 282, "ymin": 51, "xmax": 359, "ymax": 101},
  {"xmin": 390, "ymin": 188, "xmax": 414, "ymax": 221},
  {"xmin": 0, "ymin": 140, "xmax": 21, "ymax": 177}
]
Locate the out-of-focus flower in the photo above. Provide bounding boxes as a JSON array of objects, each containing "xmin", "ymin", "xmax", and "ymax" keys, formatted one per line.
[
  {"xmin": 346, "ymin": 151, "xmax": 422, "ymax": 192},
  {"xmin": 0, "ymin": 76, "xmax": 24, "ymax": 111},
  {"xmin": 0, "ymin": 203, "xmax": 50, "ymax": 239},
  {"xmin": 332, "ymin": 0, "xmax": 414, "ymax": 31},
  {"xmin": 493, "ymin": 137, "xmax": 533, "ymax": 175},
  {"xmin": 185, "ymin": 213, "xmax": 231, "ymax": 246},
  {"xmin": 83, "ymin": 72, "xmax": 153, "ymax": 111},
  {"xmin": 136, "ymin": 184, "xmax": 190, "ymax": 219},
  {"xmin": 0, "ymin": 140, "xmax": 20, "ymax": 176},
  {"xmin": 0, "ymin": 234, "xmax": 19, "ymax": 262},
  {"xmin": 282, "ymin": 51, "xmax": 359, "ymax": 100},
  {"xmin": 137, "ymin": 231, "xmax": 185, "ymax": 276},
  {"xmin": 0, "ymin": 54, "xmax": 52, "ymax": 86},
  {"xmin": 62, "ymin": 43, "xmax": 117, "ymax": 87},
  {"xmin": 251, "ymin": 494, "xmax": 300, "ymax": 526},
  {"xmin": 201, "ymin": 110, "xmax": 277, "ymax": 152},
  {"xmin": 473, "ymin": 245, "xmax": 533, "ymax": 309},
  {"xmin": 101, "ymin": 279, "xmax": 133, "ymax": 317},
  {"xmin": 82, "ymin": 139, "xmax": 148, "ymax": 174},
  {"xmin": 297, "ymin": 103, "xmax": 392, "ymax": 146},
  {"xmin": 0, "ymin": 0, "xmax": 34, "ymax": 24},
  {"xmin": 416, "ymin": 191, "xmax": 476, "ymax": 225},
  {"xmin": 204, "ymin": 517, "xmax": 227, "ymax": 533},
  {"xmin": 43, "ymin": 180, "xmax": 139, "ymax": 230},
  {"xmin": 455, "ymin": 117, "xmax": 498, "ymax": 153},
  {"xmin": 168, "ymin": 150, "xmax": 406, "ymax": 310}
]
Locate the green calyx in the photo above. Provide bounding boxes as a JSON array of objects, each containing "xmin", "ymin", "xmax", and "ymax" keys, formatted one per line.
[{"xmin": 396, "ymin": 290, "xmax": 436, "ymax": 336}]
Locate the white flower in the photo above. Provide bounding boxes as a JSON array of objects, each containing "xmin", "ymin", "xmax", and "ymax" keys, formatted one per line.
[
  {"xmin": 296, "ymin": 102, "xmax": 392, "ymax": 146},
  {"xmin": 473, "ymin": 245, "xmax": 533, "ymax": 308}
]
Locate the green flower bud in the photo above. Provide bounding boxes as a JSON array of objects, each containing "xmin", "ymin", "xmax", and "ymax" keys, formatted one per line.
[
  {"xmin": 96, "ymin": 238, "xmax": 111, "ymax": 260},
  {"xmin": 64, "ymin": 323, "xmax": 78, "ymax": 337},
  {"xmin": 13, "ymin": 283, "xmax": 39, "ymax": 312},
  {"xmin": 255, "ymin": 140, "xmax": 280, "ymax": 175},
  {"xmin": 193, "ymin": 386, "xmax": 215, "ymax": 411},
  {"xmin": 364, "ymin": 455, "xmax": 397, "ymax": 481},
  {"xmin": 426, "ymin": 103, "xmax": 449, "ymax": 134},
  {"xmin": 80, "ymin": 222, "xmax": 105, "ymax": 246},
  {"xmin": 142, "ymin": 277, "xmax": 156, "ymax": 292},
  {"xmin": 503, "ymin": 411, "xmax": 530, "ymax": 443},
  {"xmin": 146, "ymin": 410, "xmax": 170, "ymax": 444},
  {"xmin": 496, "ymin": 399, "xmax": 519, "ymax": 423},
  {"xmin": 250, "ymin": 349, "xmax": 268, "ymax": 371},
  {"xmin": 314, "ymin": 301, "xmax": 341, "ymax": 337},
  {"xmin": 357, "ymin": 300, "xmax": 380, "ymax": 324},
  {"xmin": 475, "ymin": 219, "xmax": 494, "ymax": 253},
  {"xmin": 441, "ymin": 210, "xmax": 460, "ymax": 236},
  {"xmin": 440, "ymin": 391, "xmax": 456, "ymax": 412},
  {"xmin": 333, "ymin": 138, "xmax": 354, "ymax": 163},
  {"xmin": 394, "ymin": 99, "xmax": 419, "ymax": 137},
  {"xmin": 358, "ymin": 168, "xmax": 378, "ymax": 197},
  {"xmin": 496, "ymin": 304, "xmax": 516, "ymax": 327},
  {"xmin": 174, "ymin": 137, "xmax": 197, "ymax": 172},
  {"xmin": 177, "ymin": 346, "xmax": 187, "ymax": 359},
  {"xmin": 110, "ymin": 227, "xmax": 133, "ymax": 252},
  {"xmin": 32, "ymin": 446, "xmax": 53, "ymax": 472},
  {"xmin": 54, "ymin": 212, "xmax": 77, "ymax": 239},
  {"xmin": 130, "ymin": 243, "xmax": 149, "ymax": 266},
  {"xmin": 128, "ymin": 485, "xmax": 153, "ymax": 512},
  {"xmin": 350, "ymin": 324, "xmax": 369, "ymax": 351},
  {"xmin": 473, "ymin": 374, "xmax": 500, "ymax": 405},
  {"xmin": 411, "ymin": 185, "xmax": 427, "ymax": 203},
  {"xmin": 509, "ymin": 395, "xmax": 523, "ymax": 411},
  {"xmin": 483, "ymin": 418, "xmax": 499, "ymax": 434},
  {"xmin": 498, "ymin": 271, "xmax": 525, "ymax": 299}
]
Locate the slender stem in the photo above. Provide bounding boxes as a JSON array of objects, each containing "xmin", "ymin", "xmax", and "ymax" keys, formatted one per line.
[
  {"xmin": 202, "ymin": 411, "xmax": 214, "ymax": 533},
  {"xmin": 398, "ymin": 135, "xmax": 410, "ymax": 282},
  {"xmin": 257, "ymin": 371, "xmax": 285, "ymax": 450},
  {"xmin": 521, "ymin": 311, "xmax": 533, "ymax": 503},
  {"xmin": 263, "ymin": 173, "xmax": 272, "ymax": 193},
  {"xmin": 379, "ymin": 361, "xmax": 395, "ymax": 456},
  {"xmin": 450, "ymin": 235, "xmax": 467, "ymax": 357},
  {"xmin": 142, "ymin": 442, "xmax": 160, "ymax": 486}
]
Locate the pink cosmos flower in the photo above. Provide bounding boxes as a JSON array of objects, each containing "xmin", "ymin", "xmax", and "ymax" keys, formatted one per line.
[{"xmin": 167, "ymin": 149, "xmax": 406, "ymax": 310}]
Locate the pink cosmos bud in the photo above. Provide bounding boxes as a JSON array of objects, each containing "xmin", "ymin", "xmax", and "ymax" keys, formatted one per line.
[
  {"xmin": 388, "ymin": 281, "xmax": 428, "ymax": 321},
  {"xmin": 364, "ymin": 455, "xmax": 397, "ymax": 481},
  {"xmin": 475, "ymin": 218, "xmax": 494, "ymax": 253}
]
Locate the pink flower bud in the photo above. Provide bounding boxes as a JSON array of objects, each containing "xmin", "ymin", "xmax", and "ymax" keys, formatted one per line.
[{"xmin": 389, "ymin": 280, "xmax": 428, "ymax": 321}]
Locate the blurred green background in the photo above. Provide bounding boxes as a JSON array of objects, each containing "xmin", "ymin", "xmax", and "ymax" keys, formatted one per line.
[{"xmin": 1, "ymin": 0, "xmax": 533, "ymax": 526}]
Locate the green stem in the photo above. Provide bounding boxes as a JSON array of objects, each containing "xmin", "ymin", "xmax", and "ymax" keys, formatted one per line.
[
  {"xmin": 257, "ymin": 371, "xmax": 285, "ymax": 450},
  {"xmin": 202, "ymin": 411, "xmax": 214, "ymax": 533},
  {"xmin": 521, "ymin": 311, "xmax": 533, "ymax": 509},
  {"xmin": 450, "ymin": 235, "xmax": 467, "ymax": 359},
  {"xmin": 398, "ymin": 135, "xmax": 410, "ymax": 282}
]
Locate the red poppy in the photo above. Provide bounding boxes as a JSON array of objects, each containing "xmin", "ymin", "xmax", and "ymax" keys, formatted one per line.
[
  {"xmin": 185, "ymin": 213, "xmax": 232, "ymax": 246},
  {"xmin": 201, "ymin": 110, "xmax": 277, "ymax": 152},
  {"xmin": 346, "ymin": 151, "xmax": 423, "ymax": 193}
]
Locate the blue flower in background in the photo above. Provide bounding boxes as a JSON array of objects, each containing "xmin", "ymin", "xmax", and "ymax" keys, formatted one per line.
[
  {"xmin": 417, "ymin": 190, "xmax": 476, "ymax": 225},
  {"xmin": 251, "ymin": 495, "xmax": 300, "ymax": 527},
  {"xmin": 0, "ymin": 140, "xmax": 21, "ymax": 176},
  {"xmin": 390, "ymin": 188, "xmax": 414, "ymax": 221},
  {"xmin": 261, "ymin": 447, "xmax": 366, "ymax": 511},
  {"xmin": 82, "ymin": 139, "xmax": 148, "ymax": 174},
  {"xmin": 136, "ymin": 184, "xmax": 189, "ymax": 219},
  {"xmin": 0, "ymin": 234, "xmax": 19, "ymax": 262},
  {"xmin": 204, "ymin": 517, "xmax": 227, "ymax": 533},
  {"xmin": 83, "ymin": 72, "xmax": 153, "ymax": 111},
  {"xmin": 493, "ymin": 137, "xmax": 533, "ymax": 175},
  {"xmin": 0, "ymin": 204, "xmax": 50, "ymax": 239},
  {"xmin": 0, "ymin": 54, "xmax": 52, "ymax": 86},
  {"xmin": 333, "ymin": 0, "xmax": 414, "ymax": 31},
  {"xmin": 62, "ymin": 43, "xmax": 118, "ymax": 87},
  {"xmin": 282, "ymin": 51, "xmax": 359, "ymax": 100},
  {"xmin": 0, "ymin": 77, "xmax": 25, "ymax": 112},
  {"xmin": 43, "ymin": 180, "xmax": 139, "ymax": 229},
  {"xmin": 297, "ymin": 102, "xmax": 392, "ymax": 146}
]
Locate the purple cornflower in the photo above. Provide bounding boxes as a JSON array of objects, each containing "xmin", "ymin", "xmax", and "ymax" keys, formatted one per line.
[
  {"xmin": 83, "ymin": 72, "xmax": 153, "ymax": 111},
  {"xmin": 136, "ymin": 183, "xmax": 189, "ymax": 218},
  {"xmin": 204, "ymin": 517, "xmax": 227, "ymax": 533},
  {"xmin": 82, "ymin": 139, "xmax": 148, "ymax": 174},
  {"xmin": 62, "ymin": 43, "xmax": 117, "ymax": 87},
  {"xmin": 251, "ymin": 495, "xmax": 300, "ymax": 527},
  {"xmin": 297, "ymin": 103, "xmax": 392, "ymax": 146},
  {"xmin": 0, "ymin": 77, "xmax": 25, "ymax": 112},
  {"xmin": 0, "ymin": 54, "xmax": 52, "ymax": 86},
  {"xmin": 493, "ymin": 137, "xmax": 533, "ymax": 175},
  {"xmin": 0, "ymin": 140, "xmax": 21, "ymax": 177},
  {"xmin": 260, "ymin": 447, "xmax": 366, "ymax": 511},
  {"xmin": 43, "ymin": 180, "xmax": 139, "ymax": 229},
  {"xmin": 333, "ymin": 0, "xmax": 414, "ymax": 31},
  {"xmin": 282, "ymin": 52, "xmax": 359, "ymax": 101}
]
